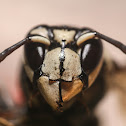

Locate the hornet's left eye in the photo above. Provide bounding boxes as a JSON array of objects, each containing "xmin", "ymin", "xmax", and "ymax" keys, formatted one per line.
[
  {"xmin": 24, "ymin": 42, "xmax": 45, "ymax": 71},
  {"xmin": 80, "ymin": 39, "xmax": 103, "ymax": 74}
]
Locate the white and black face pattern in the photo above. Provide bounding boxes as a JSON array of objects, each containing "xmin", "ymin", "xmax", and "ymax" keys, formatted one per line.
[{"xmin": 24, "ymin": 25, "xmax": 103, "ymax": 111}]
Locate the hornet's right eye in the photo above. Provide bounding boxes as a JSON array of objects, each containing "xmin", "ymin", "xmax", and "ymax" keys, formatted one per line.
[{"xmin": 24, "ymin": 41, "xmax": 45, "ymax": 71}]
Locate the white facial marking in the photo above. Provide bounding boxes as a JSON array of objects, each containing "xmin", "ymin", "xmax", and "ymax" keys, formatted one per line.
[
  {"xmin": 77, "ymin": 48, "xmax": 81, "ymax": 56},
  {"xmin": 42, "ymin": 47, "xmax": 81, "ymax": 81},
  {"xmin": 42, "ymin": 48, "xmax": 61, "ymax": 80},
  {"xmin": 30, "ymin": 36, "xmax": 50, "ymax": 46},
  {"xmin": 61, "ymin": 48, "xmax": 81, "ymax": 81},
  {"xmin": 53, "ymin": 29, "xmax": 76, "ymax": 44},
  {"xmin": 77, "ymin": 32, "xmax": 96, "ymax": 46},
  {"xmin": 30, "ymin": 27, "xmax": 48, "ymax": 38},
  {"xmin": 38, "ymin": 76, "xmax": 59, "ymax": 110}
]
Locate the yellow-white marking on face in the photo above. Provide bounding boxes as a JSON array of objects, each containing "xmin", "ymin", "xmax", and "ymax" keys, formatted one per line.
[
  {"xmin": 42, "ymin": 47, "xmax": 81, "ymax": 81},
  {"xmin": 53, "ymin": 29, "xmax": 76, "ymax": 44},
  {"xmin": 38, "ymin": 76, "xmax": 59, "ymax": 110},
  {"xmin": 77, "ymin": 32, "xmax": 96, "ymax": 46},
  {"xmin": 30, "ymin": 36, "xmax": 50, "ymax": 46},
  {"xmin": 42, "ymin": 48, "xmax": 61, "ymax": 80},
  {"xmin": 61, "ymin": 48, "xmax": 81, "ymax": 81},
  {"xmin": 30, "ymin": 27, "xmax": 48, "ymax": 38},
  {"xmin": 77, "ymin": 48, "xmax": 82, "ymax": 56}
]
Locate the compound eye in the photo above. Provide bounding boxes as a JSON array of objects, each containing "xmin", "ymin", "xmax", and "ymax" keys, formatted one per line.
[
  {"xmin": 24, "ymin": 41, "xmax": 45, "ymax": 71},
  {"xmin": 80, "ymin": 39, "xmax": 103, "ymax": 74}
]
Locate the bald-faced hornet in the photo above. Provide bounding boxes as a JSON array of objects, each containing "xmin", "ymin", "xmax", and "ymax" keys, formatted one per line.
[{"xmin": 0, "ymin": 25, "xmax": 126, "ymax": 126}]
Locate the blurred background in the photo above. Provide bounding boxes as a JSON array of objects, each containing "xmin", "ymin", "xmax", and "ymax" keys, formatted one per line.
[{"xmin": 0, "ymin": 0, "xmax": 126, "ymax": 125}]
